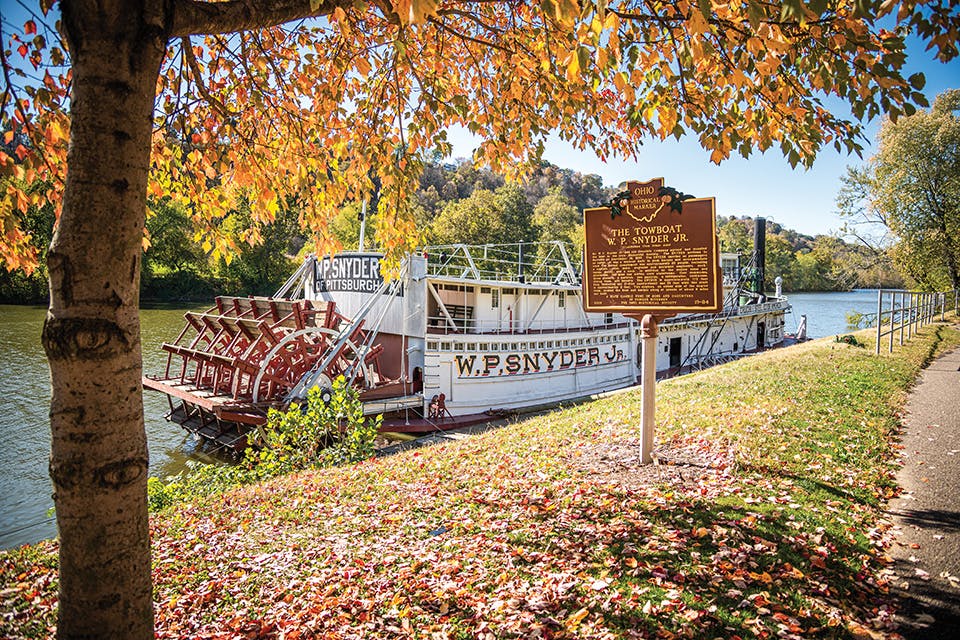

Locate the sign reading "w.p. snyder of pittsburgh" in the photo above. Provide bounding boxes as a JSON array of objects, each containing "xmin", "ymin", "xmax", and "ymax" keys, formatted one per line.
[
  {"xmin": 313, "ymin": 253, "xmax": 402, "ymax": 296},
  {"xmin": 582, "ymin": 178, "xmax": 722, "ymax": 314}
]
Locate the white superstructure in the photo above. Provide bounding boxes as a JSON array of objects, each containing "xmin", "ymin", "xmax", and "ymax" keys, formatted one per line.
[{"xmin": 301, "ymin": 242, "xmax": 789, "ymax": 417}]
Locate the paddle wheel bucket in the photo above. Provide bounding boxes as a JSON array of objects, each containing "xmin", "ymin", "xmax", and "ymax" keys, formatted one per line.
[{"xmin": 142, "ymin": 295, "xmax": 387, "ymax": 449}]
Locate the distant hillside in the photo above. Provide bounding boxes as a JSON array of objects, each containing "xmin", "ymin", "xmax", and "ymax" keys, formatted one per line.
[{"xmin": 0, "ymin": 160, "xmax": 902, "ymax": 304}]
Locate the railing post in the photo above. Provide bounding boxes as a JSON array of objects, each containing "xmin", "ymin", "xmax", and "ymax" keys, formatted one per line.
[
  {"xmin": 889, "ymin": 290, "xmax": 895, "ymax": 353},
  {"xmin": 875, "ymin": 288, "xmax": 883, "ymax": 354},
  {"xmin": 899, "ymin": 291, "xmax": 905, "ymax": 346},
  {"xmin": 907, "ymin": 293, "xmax": 913, "ymax": 339}
]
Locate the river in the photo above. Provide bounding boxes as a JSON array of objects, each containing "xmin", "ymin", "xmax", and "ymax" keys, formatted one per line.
[
  {"xmin": 0, "ymin": 289, "xmax": 883, "ymax": 549},
  {"xmin": 781, "ymin": 289, "xmax": 882, "ymax": 339},
  {"xmin": 0, "ymin": 304, "xmax": 213, "ymax": 549}
]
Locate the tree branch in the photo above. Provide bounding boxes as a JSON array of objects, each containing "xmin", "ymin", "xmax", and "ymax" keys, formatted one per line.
[
  {"xmin": 171, "ymin": 0, "xmax": 354, "ymax": 37},
  {"xmin": 180, "ymin": 36, "xmax": 238, "ymax": 118}
]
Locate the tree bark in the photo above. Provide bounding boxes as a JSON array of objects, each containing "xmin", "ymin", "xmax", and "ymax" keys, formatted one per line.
[{"xmin": 44, "ymin": 2, "xmax": 167, "ymax": 638}]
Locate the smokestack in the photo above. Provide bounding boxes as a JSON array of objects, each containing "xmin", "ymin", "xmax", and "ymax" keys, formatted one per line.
[{"xmin": 753, "ymin": 217, "xmax": 766, "ymax": 294}]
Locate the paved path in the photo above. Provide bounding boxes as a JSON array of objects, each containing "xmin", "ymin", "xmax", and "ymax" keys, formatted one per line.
[{"xmin": 887, "ymin": 340, "xmax": 960, "ymax": 638}]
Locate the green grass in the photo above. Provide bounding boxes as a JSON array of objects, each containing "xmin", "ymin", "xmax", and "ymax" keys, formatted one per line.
[{"xmin": 3, "ymin": 318, "xmax": 958, "ymax": 639}]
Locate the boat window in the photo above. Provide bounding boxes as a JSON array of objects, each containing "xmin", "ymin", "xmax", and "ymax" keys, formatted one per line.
[
  {"xmin": 503, "ymin": 288, "xmax": 515, "ymax": 295},
  {"xmin": 467, "ymin": 343, "xmax": 476, "ymax": 351},
  {"xmin": 491, "ymin": 289, "xmax": 500, "ymax": 309},
  {"xmin": 441, "ymin": 342, "xmax": 451, "ymax": 351},
  {"xmin": 558, "ymin": 291, "xmax": 565, "ymax": 308},
  {"xmin": 546, "ymin": 341, "xmax": 553, "ymax": 348},
  {"xmin": 454, "ymin": 342, "xmax": 463, "ymax": 351},
  {"xmin": 604, "ymin": 313, "xmax": 614, "ymax": 324},
  {"xmin": 427, "ymin": 341, "xmax": 438, "ymax": 350},
  {"xmin": 501, "ymin": 343, "xmax": 509, "ymax": 351},
  {"xmin": 480, "ymin": 287, "xmax": 491, "ymax": 294},
  {"xmin": 479, "ymin": 343, "xmax": 488, "ymax": 351},
  {"xmin": 519, "ymin": 342, "xmax": 527, "ymax": 350},
  {"xmin": 537, "ymin": 341, "xmax": 545, "ymax": 349}
]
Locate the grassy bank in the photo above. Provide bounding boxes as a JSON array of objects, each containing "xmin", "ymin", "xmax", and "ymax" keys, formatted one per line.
[{"xmin": 4, "ymin": 320, "xmax": 958, "ymax": 639}]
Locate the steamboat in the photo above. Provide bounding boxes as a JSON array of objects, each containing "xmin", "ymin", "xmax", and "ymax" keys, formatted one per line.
[{"xmin": 143, "ymin": 219, "xmax": 791, "ymax": 448}]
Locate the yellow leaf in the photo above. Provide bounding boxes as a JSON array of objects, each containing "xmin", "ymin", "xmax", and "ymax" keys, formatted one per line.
[
  {"xmin": 688, "ymin": 8, "xmax": 710, "ymax": 35},
  {"xmin": 565, "ymin": 50, "xmax": 580, "ymax": 82},
  {"xmin": 565, "ymin": 607, "xmax": 590, "ymax": 631},
  {"xmin": 355, "ymin": 56, "xmax": 372, "ymax": 77}
]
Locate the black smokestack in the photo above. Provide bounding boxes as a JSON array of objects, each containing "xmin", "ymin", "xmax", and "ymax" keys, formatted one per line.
[{"xmin": 753, "ymin": 217, "xmax": 766, "ymax": 294}]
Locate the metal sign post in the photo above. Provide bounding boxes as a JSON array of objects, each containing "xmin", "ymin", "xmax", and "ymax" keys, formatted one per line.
[{"xmin": 639, "ymin": 314, "xmax": 658, "ymax": 464}]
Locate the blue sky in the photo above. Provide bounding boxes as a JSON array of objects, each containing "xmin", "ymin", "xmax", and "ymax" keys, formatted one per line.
[{"xmin": 445, "ymin": 38, "xmax": 959, "ymax": 238}]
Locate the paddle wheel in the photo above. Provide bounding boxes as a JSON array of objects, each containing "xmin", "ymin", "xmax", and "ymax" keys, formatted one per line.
[{"xmin": 143, "ymin": 295, "xmax": 388, "ymax": 449}]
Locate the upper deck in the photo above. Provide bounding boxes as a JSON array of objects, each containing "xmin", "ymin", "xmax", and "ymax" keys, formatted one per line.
[{"xmin": 421, "ymin": 242, "xmax": 760, "ymax": 335}]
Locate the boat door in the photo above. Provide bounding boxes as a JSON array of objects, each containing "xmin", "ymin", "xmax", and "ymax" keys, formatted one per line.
[
  {"xmin": 757, "ymin": 321, "xmax": 766, "ymax": 349},
  {"xmin": 439, "ymin": 361, "xmax": 452, "ymax": 401},
  {"xmin": 669, "ymin": 337, "xmax": 682, "ymax": 368},
  {"xmin": 499, "ymin": 288, "xmax": 518, "ymax": 332}
]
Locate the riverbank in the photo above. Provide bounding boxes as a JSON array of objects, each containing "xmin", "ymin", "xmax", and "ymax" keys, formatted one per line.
[{"xmin": 3, "ymin": 319, "xmax": 958, "ymax": 638}]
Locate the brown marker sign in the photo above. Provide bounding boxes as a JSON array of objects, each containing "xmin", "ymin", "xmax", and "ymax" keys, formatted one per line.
[{"xmin": 582, "ymin": 178, "xmax": 722, "ymax": 314}]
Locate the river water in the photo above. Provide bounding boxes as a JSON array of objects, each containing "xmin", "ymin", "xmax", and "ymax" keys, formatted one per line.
[
  {"xmin": 0, "ymin": 289, "xmax": 883, "ymax": 549},
  {"xmin": 0, "ymin": 304, "xmax": 211, "ymax": 549},
  {"xmin": 781, "ymin": 289, "xmax": 882, "ymax": 340}
]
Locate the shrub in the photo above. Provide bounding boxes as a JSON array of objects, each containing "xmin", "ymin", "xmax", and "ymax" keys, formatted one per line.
[{"xmin": 147, "ymin": 376, "xmax": 382, "ymax": 511}]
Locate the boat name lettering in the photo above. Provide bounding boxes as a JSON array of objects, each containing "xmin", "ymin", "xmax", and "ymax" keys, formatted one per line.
[
  {"xmin": 314, "ymin": 255, "xmax": 403, "ymax": 296},
  {"xmin": 606, "ymin": 224, "xmax": 687, "ymax": 246},
  {"xmin": 453, "ymin": 344, "xmax": 625, "ymax": 377}
]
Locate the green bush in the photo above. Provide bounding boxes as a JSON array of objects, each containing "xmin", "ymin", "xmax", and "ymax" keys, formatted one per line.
[{"xmin": 147, "ymin": 376, "xmax": 382, "ymax": 511}]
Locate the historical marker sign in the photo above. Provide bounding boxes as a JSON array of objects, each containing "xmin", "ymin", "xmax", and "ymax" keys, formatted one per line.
[{"xmin": 582, "ymin": 178, "xmax": 722, "ymax": 315}]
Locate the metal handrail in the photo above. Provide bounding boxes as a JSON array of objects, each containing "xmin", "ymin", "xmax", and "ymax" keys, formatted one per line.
[{"xmin": 874, "ymin": 288, "xmax": 959, "ymax": 354}]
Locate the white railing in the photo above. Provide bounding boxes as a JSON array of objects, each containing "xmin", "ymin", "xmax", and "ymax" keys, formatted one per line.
[
  {"xmin": 425, "ymin": 315, "xmax": 632, "ymax": 335},
  {"xmin": 424, "ymin": 241, "xmax": 580, "ymax": 286},
  {"xmin": 874, "ymin": 288, "xmax": 959, "ymax": 354}
]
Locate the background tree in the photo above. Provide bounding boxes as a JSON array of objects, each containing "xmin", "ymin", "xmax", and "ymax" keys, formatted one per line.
[
  {"xmin": 532, "ymin": 186, "xmax": 583, "ymax": 259},
  {"xmin": 0, "ymin": 177, "xmax": 54, "ymax": 302},
  {"xmin": 838, "ymin": 89, "xmax": 960, "ymax": 290},
  {"xmin": 430, "ymin": 184, "xmax": 536, "ymax": 246},
  {"xmin": 0, "ymin": 1, "xmax": 954, "ymax": 638},
  {"xmin": 216, "ymin": 199, "xmax": 303, "ymax": 295}
]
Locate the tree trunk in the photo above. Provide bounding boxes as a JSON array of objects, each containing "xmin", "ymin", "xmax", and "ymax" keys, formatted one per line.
[{"xmin": 43, "ymin": 3, "xmax": 167, "ymax": 638}]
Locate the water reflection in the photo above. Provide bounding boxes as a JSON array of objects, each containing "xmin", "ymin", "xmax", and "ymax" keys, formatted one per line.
[{"xmin": 0, "ymin": 303, "xmax": 205, "ymax": 548}]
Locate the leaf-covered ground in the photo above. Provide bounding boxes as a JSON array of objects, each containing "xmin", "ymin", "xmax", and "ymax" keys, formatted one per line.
[{"xmin": 4, "ymin": 321, "xmax": 959, "ymax": 639}]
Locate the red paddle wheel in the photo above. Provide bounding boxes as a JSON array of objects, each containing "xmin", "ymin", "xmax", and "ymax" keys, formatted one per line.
[{"xmin": 142, "ymin": 295, "xmax": 386, "ymax": 449}]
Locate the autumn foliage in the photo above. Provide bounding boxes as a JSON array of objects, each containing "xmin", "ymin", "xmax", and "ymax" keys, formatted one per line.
[{"xmin": 2, "ymin": 0, "xmax": 953, "ymax": 274}]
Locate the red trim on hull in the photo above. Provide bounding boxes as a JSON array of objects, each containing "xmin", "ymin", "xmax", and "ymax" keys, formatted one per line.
[{"xmin": 380, "ymin": 413, "xmax": 501, "ymax": 434}]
